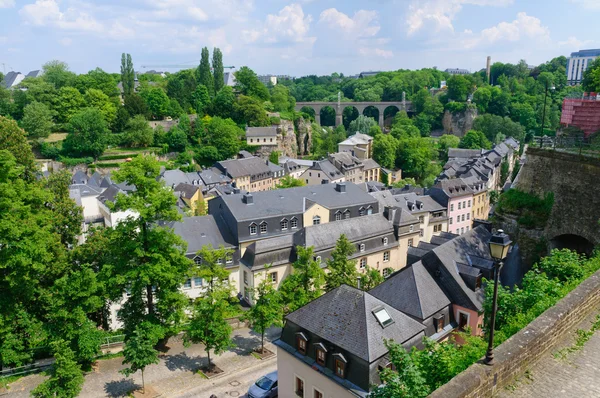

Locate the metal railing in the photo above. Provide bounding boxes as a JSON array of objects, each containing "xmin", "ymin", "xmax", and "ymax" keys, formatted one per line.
[{"xmin": 530, "ymin": 136, "xmax": 600, "ymax": 158}]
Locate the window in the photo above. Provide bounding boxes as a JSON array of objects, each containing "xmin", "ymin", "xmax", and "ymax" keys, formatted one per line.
[
  {"xmin": 250, "ymin": 138, "xmax": 253, "ymax": 143},
  {"xmin": 309, "ymin": 172, "xmax": 312, "ymax": 177},
  {"xmin": 450, "ymin": 204, "xmax": 454, "ymax": 211},
  {"xmin": 360, "ymin": 258, "xmax": 367, "ymax": 269},
  {"xmin": 374, "ymin": 307, "xmax": 394, "ymax": 328},
  {"xmin": 463, "ymin": 201, "xmax": 466, "ymax": 208},
  {"xmin": 295, "ymin": 377, "xmax": 305, "ymax": 397},
  {"xmin": 461, "ymin": 214, "xmax": 465, "ymax": 222},
  {"xmin": 315, "ymin": 347, "xmax": 326, "ymax": 366},
  {"xmin": 335, "ymin": 212, "xmax": 342, "ymax": 221},
  {"xmin": 468, "ymin": 200, "xmax": 471, "ymax": 207},
  {"xmin": 296, "ymin": 334, "xmax": 308, "ymax": 355},
  {"xmin": 434, "ymin": 224, "xmax": 438, "ymax": 232},
  {"xmin": 193, "ymin": 256, "xmax": 202, "ymax": 265},
  {"xmin": 226, "ymin": 253, "xmax": 233, "ymax": 264},
  {"xmin": 313, "ymin": 389, "xmax": 323, "ymax": 398},
  {"xmin": 383, "ymin": 237, "xmax": 388, "ymax": 245},
  {"xmin": 281, "ymin": 219, "xmax": 288, "ymax": 230},
  {"xmin": 359, "ymin": 243, "xmax": 365, "ymax": 252},
  {"xmin": 244, "ymin": 271, "xmax": 248, "ymax": 285},
  {"xmin": 449, "ymin": 217, "xmax": 453, "ymax": 225},
  {"xmin": 408, "ymin": 238, "xmax": 414, "ymax": 247},
  {"xmin": 434, "ymin": 314, "xmax": 445, "ymax": 333},
  {"xmin": 409, "ymin": 225, "xmax": 414, "ymax": 232},
  {"xmin": 456, "ymin": 229, "xmax": 460, "ymax": 234},
  {"xmin": 359, "ymin": 207, "xmax": 366, "ymax": 216},
  {"xmin": 419, "ymin": 229, "xmax": 424, "ymax": 237},
  {"xmin": 312, "ymin": 216, "xmax": 321, "ymax": 225},
  {"xmin": 383, "ymin": 268, "xmax": 391, "ymax": 278},
  {"xmin": 461, "ymin": 227, "xmax": 464, "ymax": 234},
  {"xmin": 466, "ymin": 213, "xmax": 470, "ymax": 220},
  {"xmin": 183, "ymin": 279, "xmax": 192, "ymax": 289},
  {"xmin": 438, "ymin": 224, "xmax": 442, "ymax": 231},
  {"xmin": 383, "ymin": 251, "xmax": 390, "ymax": 262},
  {"xmin": 193, "ymin": 277, "xmax": 203, "ymax": 287},
  {"xmin": 367, "ymin": 206, "xmax": 373, "ymax": 215},
  {"xmin": 249, "ymin": 224, "xmax": 257, "ymax": 235},
  {"xmin": 216, "ymin": 258, "xmax": 223, "ymax": 265},
  {"xmin": 259, "ymin": 222, "xmax": 268, "ymax": 234},
  {"xmin": 419, "ymin": 216, "xmax": 424, "ymax": 224},
  {"xmin": 315, "ymin": 256, "xmax": 321, "ymax": 264},
  {"xmin": 458, "ymin": 202, "xmax": 461, "ymax": 210},
  {"xmin": 291, "ymin": 217, "xmax": 298, "ymax": 229},
  {"xmin": 244, "ymin": 287, "xmax": 250, "ymax": 301},
  {"xmin": 335, "ymin": 358, "xmax": 346, "ymax": 378},
  {"xmin": 466, "ymin": 226, "xmax": 469, "ymax": 231},
  {"xmin": 269, "ymin": 272, "xmax": 278, "ymax": 284},
  {"xmin": 458, "ymin": 311, "xmax": 470, "ymax": 331},
  {"xmin": 344, "ymin": 210, "xmax": 351, "ymax": 219}
]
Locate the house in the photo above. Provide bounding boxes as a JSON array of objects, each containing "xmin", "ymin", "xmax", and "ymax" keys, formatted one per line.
[
  {"xmin": 97, "ymin": 183, "xmax": 138, "ymax": 228},
  {"xmin": 370, "ymin": 191, "xmax": 449, "ymax": 243},
  {"xmin": 338, "ymin": 133, "xmax": 374, "ymax": 160},
  {"xmin": 246, "ymin": 126, "xmax": 279, "ymax": 146},
  {"xmin": 26, "ymin": 70, "xmax": 43, "ymax": 79},
  {"xmin": 2, "ymin": 71, "xmax": 25, "ymax": 89},
  {"xmin": 173, "ymin": 183, "xmax": 204, "ymax": 215},
  {"xmin": 267, "ymin": 161, "xmax": 285, "ymax": 188},
  {"xmin": 461, "ymin": 176, "xmax": 489, "ymax": 221},
  {"xmin": 281, "ymin": 159, "xmax": 309, "ymax": 179},
  {"xmin": 428, "ymin": 179, "xmax": 474, "ymax": 235},
  {"xmin": 381, "ymin": 168, "xmax": 402, "ymax": 185},
  {"xmin": 274, "ymin": 225, "xmax": 496, "ymax": 397},
  {"xmin": 275, "ymin": 285, "xmax": 426, "ymax": 398},
  {"xmin": 299, "ymin": 159, "xmax": 344, "ymax": 186},
  {"xmin": 214, "ymin": 156, "xmax": 273, "ymax": 192},
  {"xmin": 224, "ymin": 71, "xmax": 237, "ymax": 87},
  {"xmin": 328, "ymin": 152, "xmax": 381, "ymax": 184},
  {"xmin": 445, "ymin": 68, "xmax": 470, "ymax": 75}
]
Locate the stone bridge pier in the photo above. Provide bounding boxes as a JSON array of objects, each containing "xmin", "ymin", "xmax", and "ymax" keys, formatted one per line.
[{"xmin": 295, "ymin": 101, "xmax": 414, "ymax": 129}]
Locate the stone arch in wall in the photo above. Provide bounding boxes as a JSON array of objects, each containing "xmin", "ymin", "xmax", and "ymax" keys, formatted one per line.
[
  {"xmin": 363, "ymin": 106, "xmax": 380, "ymax": 124},
  {"xmin": 319, "ymin": 106, "xmax": 336, "ymax": 127},
  {"xmin": 343, "ymin": 105, "xmax": 359, "ymax": 129},
  {"xmin": 383, "ymin": 105, "xmax": 400, "ymax": 128},
  {"xmin": 549, "ymin": 234, "xmax": 595, "ymax": 257}
]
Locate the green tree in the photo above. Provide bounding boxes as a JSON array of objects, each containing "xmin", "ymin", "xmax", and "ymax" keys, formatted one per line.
[
  {"xmin": 348, "ymin": 115, "xmax": 377, "ymax": 134},
  {"xmin": 325, "ymin": 235, "xmax": 358, "ymax": 291},
  {"xmin": 235, "ymin": 66, "xmax": 270, "ymax": 101},
  {"xmin": 123, "ymin": 115, "xmax": 154, "ymax": 147},
  {"xmin": 268, "ymin": 151, "xmax": 279, "ymax": 165},
  {"xmin": 437, "ymin": 134, "xmax": 460, "ymax": 161},
  {"xmin": 55, "ymin": 87, "xmax": 85, "ymax": 123},
  {"xmin": 124, "ymin": 94, "xmax": 149, "ymax": 119},
  {"xmin": 446, "ymin": 75, "xmax": 472, "ymax": 102},
  {"xmin": 279, "ymin": 246, "xmax": 326, "ymax": 313},
  {"xmin": 42, "ymin": 60, "xmax": 76, "ymax": 89},
  {"xmin": 107, "ymin": 156, "xmax": 191, "ymax": 339},
  {"xmin": 75, "ymin": 67, "xmax": 120, "ymax": 98},
  {"xmin": 270, "ymin": 84, "xmax": 295, "ymax": 112},
  {"xmin": 395, "ymin": 136, "xmax": 438, "ymax": 183},
  {"xmin": 120, "ymin": 324, "xmax": 160, "ymax": 394},
  {"xmin": 113, "ymin": 106, "xmax": 131, "ymax": 133},
  {"xmin": 194, "ymin": 245, "xmax": 232, "ymax": 293},
  {"xmin": 198, "ymin": 47, "xmax": 215, "ymax": 97},
  {"xmin": 213, "ymin": 86, "xmax": 236, "ymax": 118},
  {"xmin": 242, "ymin": 273, "xmax": 284, "ymax": 354},
  {"xmin": 373, "ymin": 134, "xmax": 398, "ymax": 169},
  {"xmin": 22, "ymin": 101, "xmax": 54, "ymax": 138},
  {"xmin": 120, "ymin": 53, "xmax": 135, "ymax": 97},
  {"xmin": 459, "ymin": 130, "xmax": 492, "ymax": 150},
  {"xmin": 213, "ymin": 48, "xmax": 224, "ymax": 93},
  {"xmin": 0, "ymin": 117, "xmax": 36, "ymax": 176},
  {"xmin": 140, "ymin": 87, "xmax": 170, "ymax": 120},
  {"xmin": 472, "ymin": 87, "xmax": 491, "ymax": 113},
  {"xmin": 370, "ymin": 340, "xmax": 428, "ymax": 398},
  {"xmin": 31, "ymin": 340, "xmax": 84, "ymax": 398},
  {"xmin": 359, "ymin": 266, "xmax": 385, "ymax": 290},
  {"xmin": 235, "ymin": 95, "xmax": 269, "ymax": 126},
  {"xmin": 85, "ymin": 88, "xmax": 117, "ymax": 126},
  {"xmin": 200, "ymin": 117, "xmax": 243, "ymax": 159},
  {"xmin": 63, "ymin": 108, "xmax": 109, "ymax": 159},
  {"xmin": 193, "ymin": 84, "xmax": 211, "ymax": 115},
  {"xmin": 276, "ymin": 175, "xmax": 306, "ymax": 189},
  {"xmin": 184, "ymin": 287, "xmax": 234, "ymax": 369},
  {"xmin": 582, "ymin": 58, "xmax": 600, "ymax": 92},
  {"xmin": 166, "ymin": 126, "xmax": 188, "ymax": 152}
]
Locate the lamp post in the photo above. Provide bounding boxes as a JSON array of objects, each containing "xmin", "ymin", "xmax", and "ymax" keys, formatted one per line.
[
  {"xmin": 485, "ymin": 229, "xmax": 512, "ymax": 365},
  {"xmin": 540, "ymin": 82, "xmax": 556, "ymax": 139}
]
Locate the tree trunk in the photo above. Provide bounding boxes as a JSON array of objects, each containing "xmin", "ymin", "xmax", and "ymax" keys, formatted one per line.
[
  {"xmin": 206, "ymin": 349, "xmax": 211, "ymax": 370},
  {"xmin": 261, "ymin": 331, "xmax": 265, "ymax": 354},
  {"xmin": 146, "ymin": 285, "xmax": 154, "ymax": 315},
  {"xmin": 141, "ymin": 369, "xmax": 145, "ymax": 394},
  {"xmin": 141, "ymin": 222, "xmax": 154, "ymax": 315}
]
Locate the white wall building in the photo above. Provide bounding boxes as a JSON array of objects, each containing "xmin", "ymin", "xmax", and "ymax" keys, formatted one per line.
[{"xmin": 567, "ymin": 49, "xmax": 600, "ymax": 85}]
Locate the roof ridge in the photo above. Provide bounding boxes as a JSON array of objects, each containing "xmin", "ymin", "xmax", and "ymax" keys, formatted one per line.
[{"xmin": 409, "ymin": 266, "xmax": 424, "ymax": 319}]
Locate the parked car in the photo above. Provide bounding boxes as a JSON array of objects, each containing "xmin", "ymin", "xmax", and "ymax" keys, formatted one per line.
[{"xmin": 248, "ymin": 371, "xmax": 278, "ymax": 398}]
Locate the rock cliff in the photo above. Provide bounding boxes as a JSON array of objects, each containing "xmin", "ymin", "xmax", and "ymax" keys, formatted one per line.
[{"xmin": 442, "ymin": 107, "xmax": 477, "ymax": 137}]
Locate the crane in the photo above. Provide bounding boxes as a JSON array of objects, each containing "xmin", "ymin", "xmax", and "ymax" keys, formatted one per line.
[{"xmin": 141, "ymin": 64, "xmax": 235, "ymax": 70}]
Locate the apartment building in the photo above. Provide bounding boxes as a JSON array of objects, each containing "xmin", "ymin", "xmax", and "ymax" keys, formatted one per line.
[
  {"xmin": 429, "ymin": 179, "xmax": 474, "ymax": 235},
  {"xmin": 298, "ymin": 159, "xmax": 345, "ymax": 185},
  {"xmin": 246, "ymin": 126, "xmax": 279, "ymax": 146},
  {"xmin": 214, "ymin": 157, "xmax": 274, "ymax": 192},
  {"xmin": 338, "ymin": 132, "xmax": 374, "ymax": 160}
]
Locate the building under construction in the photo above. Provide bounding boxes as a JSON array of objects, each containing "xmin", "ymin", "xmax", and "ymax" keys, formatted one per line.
[{"xmin": 560, "ymin": 93, "xmax": 600, "ymax": 137}]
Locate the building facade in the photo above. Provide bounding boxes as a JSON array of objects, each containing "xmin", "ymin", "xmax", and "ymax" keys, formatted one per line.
[
  {"xmin": 429, "ymin": 179, "xmax": 474, "ymax": 235},
  {"xmin": 567, "ymin": 49, "xmax": 600, "ymax": 85}
]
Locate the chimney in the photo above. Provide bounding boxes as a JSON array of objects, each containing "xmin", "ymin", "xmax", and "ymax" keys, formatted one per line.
[
  {"xmin": 335, "ymin": 182, "xmax": 347, "ymax": 193},
  {"xmin": 384, "ymin": 206, "xmax": 396, "ymax": 221},
  {"xmin": 243, "ymin": 193, "xmax": 254, "ymax": 204},
  {"xmin": 473, "ymin": 219, "xmax": 492, "ymax": 232},
  {"xmin": 486, "ymin": 56, "xmax": 491, "ymax": 84},
  {"xmin": 233, "ymin": 188, "xmax": 241, "ymax": 194},
  {"xmin": 321, "ymin": 179, "xmax": 329, "ymax": 185}
]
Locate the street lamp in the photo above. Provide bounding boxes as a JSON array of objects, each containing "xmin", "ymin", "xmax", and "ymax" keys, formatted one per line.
[
  {"xmin": 484, "ymin": 229, "xmax": 512, "ymax": 365},
  {"xmin": 540, "ymin": 82, "xmax": 556, "ymax": 140}
]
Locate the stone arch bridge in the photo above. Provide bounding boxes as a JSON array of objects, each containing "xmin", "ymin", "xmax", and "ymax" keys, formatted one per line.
[{"xmin": 295, "ymin": 101, "xmax": 414, "ymax": 129}]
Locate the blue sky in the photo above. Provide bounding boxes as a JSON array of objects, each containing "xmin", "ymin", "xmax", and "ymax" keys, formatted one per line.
[{"xmin": 0, "ymin": 0, "xmax": 599, "ymax": 76}]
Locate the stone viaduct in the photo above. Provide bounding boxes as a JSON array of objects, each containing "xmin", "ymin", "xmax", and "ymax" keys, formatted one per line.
[
  {"xmin": 513, "ymin": 147, "xmax": 600, "ymax": 255},
  {"xmin": 295, "ymin": 101, "xmax": 414, "ymax": 129}
]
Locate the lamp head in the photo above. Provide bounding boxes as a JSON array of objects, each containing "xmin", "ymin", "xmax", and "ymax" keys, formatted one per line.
[{"xmin": 488, "ymin": 229, "xmax": 512, "ymax": 261}]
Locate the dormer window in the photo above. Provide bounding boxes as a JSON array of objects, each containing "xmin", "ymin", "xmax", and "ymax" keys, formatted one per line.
[
  {"xmin": 249, "ymin": 223, "xmax": 258, "ymax": 235},
  {"xmin": 193, "ymin": 256, "xmax": 202, "ymax": 265},
  {"xmin": 260, "ymin": 222, "xmax": 268, "ymax": 234},
  {"xmin": 333, "ymin": 353, "xmax": 347, "ymax": 379},
  {"xmin": 313, "ymin": 215, "xmax": 321, "ymax": 225},
  {"xmin": 291, "ymin": 217, "xmax": 298, "ymax": 229},
  {"xmin": 281, "ymin": 219, "xmax": 288, "ymax": 230},
  {"xmin": 359, "ymin": 243, "xmax": 365, "ymax": 252},
  {"xmin": 344, "ymin": 210, "xmax": 351, "ymax": 219},
  {"xmin": 409, "ymin": 225, "xmax": 414, "ymax": 233},
  {"xmin": 335, "ymin": 211, "xmax": 342, "ymax": 221},
  {"xmin": 314, "ymin": 343, "xmax": 327, "ymax": 366},
  {"xmin": 359, "ymin": 207, "xmax": 366, "ymax": 216},
  {"xmin": 383, "ymin": 237, "xmax": 388, "ymax": 245},
  {"xmin": 296, "ymin": 332, "xmax": 308, "ymax": 355},
  {"xmin": 367, "ymin": 205, "xmax": 373, "ymax": 215},
  {"xmin": 434, "ymin": 313, "xmax": 445, "ymax": 333}
]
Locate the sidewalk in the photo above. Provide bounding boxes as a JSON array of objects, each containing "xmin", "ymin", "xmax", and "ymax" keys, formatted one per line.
[{"xmin": 5, "ymin": 327, "xmax": 281, "ymax": 398}]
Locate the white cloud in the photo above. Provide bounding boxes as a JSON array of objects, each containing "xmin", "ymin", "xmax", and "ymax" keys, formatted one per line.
[
  {"xmin": 570, "ymin": 0, "xmax": 600, "ymax": 9},
  {"xmin": 319, "ymin": 8, "xmax": 380, "ymax": 37},
  {"xmin": 0, "ymin": 0, "xmax": 15, "ymax": 8},
  {"xmin": 19, "ymin": 0, "xmax": 103, "ymax": 32},
  {"xmin": 406, "ymin": 0, "xmax": 514, "ymax": 35},
  {"xmin": 264, "ymin": 4, "xmax": 314, "ymax": 43},
  {"xmin": 59, "ymin": 37, "xmax": 72, "ymax": 46},
  {"xmin": 140, "ymin": 0, "xmax": 253, "ymax": 22},
  {"xmin": 358, "ymin": 47, "xmax": 394, "ymax": 58},
  {"xmin": 557, "ymin": 36, "xmax": 594, "ymax": 49},
  {"xmin": 461, "ymin": 12, "xmax": 550, "ymax": 49}
]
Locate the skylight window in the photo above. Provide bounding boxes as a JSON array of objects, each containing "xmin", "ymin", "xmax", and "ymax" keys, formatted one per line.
[{"xmin": 373, "ymin": 307, "xmax": 394, "ymax": 328}]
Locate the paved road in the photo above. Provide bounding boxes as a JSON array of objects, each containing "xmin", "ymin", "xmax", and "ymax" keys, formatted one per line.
[{"xmin": 498, "ymin": 312, "xmax": 600, "ymax": 398}]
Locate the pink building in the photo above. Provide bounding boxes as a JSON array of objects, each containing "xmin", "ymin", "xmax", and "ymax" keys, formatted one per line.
[{"xmin": 429, "ymin": 179, "xmax": 474, "ymax": 236}]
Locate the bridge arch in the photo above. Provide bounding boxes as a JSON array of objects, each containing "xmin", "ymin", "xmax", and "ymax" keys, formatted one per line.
[
  {"xmin": 383, "ymin": 105, "xmax": 400, "ymax": 128},
  {"xmin": 549, "ymin": 234, "xmax": 595, "ymax": 257},
  {"xmin": 343, "ymin": 106, "xmax": 359, "ymax": 129},
  {"xmin": 299, "ymin": 106, "xmax": 315, "ymax": 121},
  {"xmin": 363, "ymin": 106, "xmax": 380, "ymax": 124},
  {"xmin": 319, "ymin": 106, "xmax": 336, "ymax": 127}
]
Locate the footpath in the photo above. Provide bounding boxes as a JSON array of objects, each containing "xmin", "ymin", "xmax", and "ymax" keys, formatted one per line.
[
  {"xmin": 5, "ymin": 327, "xmax": 281, "ymax": 398},
  {"xmin": 498, "ymin": 310, "xmax": 600, "ymax": 398}
]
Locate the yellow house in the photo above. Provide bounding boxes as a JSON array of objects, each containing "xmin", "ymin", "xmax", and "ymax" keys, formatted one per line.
[{"xmin": 174, "ymin": 183, "xmax": 206, "ymax": 215}]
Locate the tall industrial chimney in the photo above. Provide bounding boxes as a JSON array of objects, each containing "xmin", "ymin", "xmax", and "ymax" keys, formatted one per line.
[{"xmin": 486, "ymin": 56, "xmax": 491, "ymax": 84}]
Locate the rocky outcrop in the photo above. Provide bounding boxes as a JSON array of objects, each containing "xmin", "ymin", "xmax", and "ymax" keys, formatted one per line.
[
  {"xmin": 442, "ymin": 106, "xmax": 478, "ymax": 137},
  {"xmin": 254, "ymin": 120, "xmax": 299, "ymax": 159},
  {"xmin": 295, "ymin": 117, "xmax": 312, "ymax": 155}
]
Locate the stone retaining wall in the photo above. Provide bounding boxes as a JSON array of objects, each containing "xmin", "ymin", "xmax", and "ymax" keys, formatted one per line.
[{"xmin": 429, "ymin": 268, "xmax": 600, "ymax": 397}]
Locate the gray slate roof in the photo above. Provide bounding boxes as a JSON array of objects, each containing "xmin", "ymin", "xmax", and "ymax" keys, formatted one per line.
[
  {"xmin": 201, "ymin": 168, "xmax": 231, "ymax": 185},
  {"xmin": 245, "ymin": 126, "xmax": 278, "ymax": 137},
  {"xmin": 161, "ymin": 169, "xmax": 191, "ymax": 188},
  {"xmin": 362, "ymin": 158, "xmax": 380, "ymax": 170},
  {"xmin": 448, "ymin": 148, "xmax": 484, "ymax": 160},
  {"xmin": 216, "ymin": 157, "xmax": 271, "ymax": 179},
  {"xmin": 303, "ymin": 214, "xmax": 392, "ymax": 251},
  {"xmin": 219, "ymin": 182, "xmax": 377, "ymax": 222},
  {"xmin": 310, "ymin": 159, "xmax": 343, "ymax": 180},
  {"xmin": 370, "ymin": 261, "xmax": 451, "ymax": 320},
  {"xmin": 172, "ymin": 215, "xmax": 236, "ymax": 255},
  {"xmin": 174, "ymin": 183, "xmax": 199, "ymax": 199},
  {"xmin": 285, "ymin": 285, "xmax": 425, "ymax": 362}
]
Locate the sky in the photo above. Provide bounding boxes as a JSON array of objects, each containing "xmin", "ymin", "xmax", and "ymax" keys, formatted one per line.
[{"xmin": 0, "ymin": 0, "xmax": 599, "ymax": 77}]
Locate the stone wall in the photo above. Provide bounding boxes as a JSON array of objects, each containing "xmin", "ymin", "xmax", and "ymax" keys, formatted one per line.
[
  {"xmin": 442, "ymin": 107, "xmax": 478, "ymax": 137},
  {"xmin": 514, "ymin": 148, "xmax": 600, "ymax": 247},
  {"xmin": 429, "ymin": 268, "xmax": 600, "ymax": 398}
]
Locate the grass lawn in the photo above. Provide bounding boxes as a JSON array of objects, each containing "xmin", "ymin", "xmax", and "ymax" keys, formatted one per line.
[{"xmin": 42, "ymin": 133, "xmax": 68, "ymax": 143}]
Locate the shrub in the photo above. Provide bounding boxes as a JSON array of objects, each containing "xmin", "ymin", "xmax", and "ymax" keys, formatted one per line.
[
  {"xmin": 496, "ymin": 189, "xmax": 554, "ymax": 228},
  {"xmin": 59, "ymin": 156, "xmax": 94, "ymax": 166},
  {"xmin": 269, "ymin": 116, "xmax": 281, "ymax": 125},
  {"xmin": 39, "ymin": 142, "xmax": 62, "ymax": 159},
  {"xmin": 444, "ymin": 101, "xmax": 467, "ymax": 114}
]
